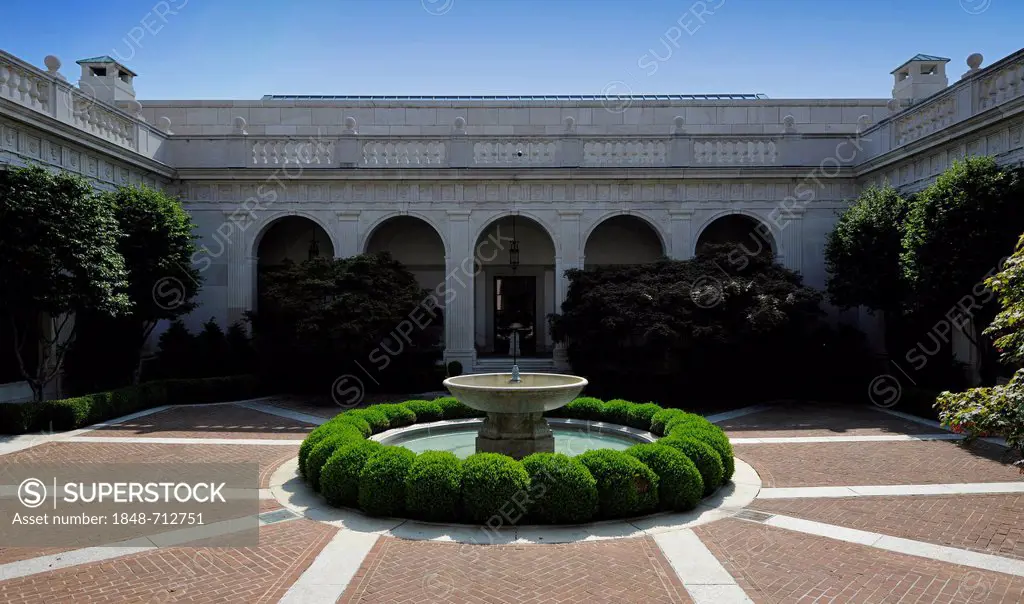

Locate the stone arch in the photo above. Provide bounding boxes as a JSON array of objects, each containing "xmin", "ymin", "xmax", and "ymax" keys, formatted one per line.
[
  {"xmin": 252, "ymin": 214, "xmax": 336, "ymax": 312},
  {"xmin": 361, "ymin": 211, "xmax": 450, "ymax": 258},
  {"xmin": 472, "ymin": 211, "xmax": 559, "ymax": 257},
  {"xmin": 250, "ymin": 211, "xmax": 337, "ymax": 260},
  {"xmin": 693, "ymin": 210, "xmax": 780, "ymax": 260},
  {"xmin": 583, "ymin": 212, "xmax": 667, "ymax": 269}
]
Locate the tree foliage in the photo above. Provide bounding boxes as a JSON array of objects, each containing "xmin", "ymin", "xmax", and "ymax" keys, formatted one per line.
[
  {"xmin": 824, "ymin": 185, "xmax": 910, "ymax": 312},
  {"xmin": 0, "ymin": 166, "xmax": 129, "ymax": 400}
]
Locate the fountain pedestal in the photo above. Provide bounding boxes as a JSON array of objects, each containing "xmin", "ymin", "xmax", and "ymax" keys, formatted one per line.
[{"xmin": 476, "ymin": 411, "xmax": 554, "ymax": 459}]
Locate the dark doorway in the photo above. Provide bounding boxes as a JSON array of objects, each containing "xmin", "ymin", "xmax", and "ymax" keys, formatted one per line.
[{"xmin": 493, "ymin": 276, "xmax": 536, "ymax": 356}]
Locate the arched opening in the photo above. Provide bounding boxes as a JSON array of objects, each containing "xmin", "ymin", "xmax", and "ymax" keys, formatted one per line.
[
  {"xmin": 255, "ymin": 216, "xmax": 334, "ymax": 306},
  {"xmin": 365, "ymin": 216, "xmax": 447, "ymax": 349},
  {"xmin": 584, "ymin": 215, "xmax": 665, "ymax": 269},
  {"xmin": 474, "ymin": 215, "xmax": 556, "ymax": 357},
  {"xmin": 695, "ymin": 213, "xmax": 776, "ymax": 260}
]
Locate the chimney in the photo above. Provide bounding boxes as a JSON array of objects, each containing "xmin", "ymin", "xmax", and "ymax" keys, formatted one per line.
[
  {"xmin": 891, "ymin": 54, "xmax": 950, "ymax": 105},
  {"xmin": 75, "ymin": 56, "xmax": 137, "ymax": 105}
]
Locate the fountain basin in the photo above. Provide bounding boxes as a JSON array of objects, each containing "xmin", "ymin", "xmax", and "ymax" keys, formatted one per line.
[{"xmin": 442, "ymin": 372, "xmax": 588, "ymax": 459}]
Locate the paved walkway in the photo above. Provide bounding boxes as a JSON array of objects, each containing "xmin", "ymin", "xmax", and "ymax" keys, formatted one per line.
[{"xmin": 0, "ymin": 399, "xmax": 1021, "ymax": 602}]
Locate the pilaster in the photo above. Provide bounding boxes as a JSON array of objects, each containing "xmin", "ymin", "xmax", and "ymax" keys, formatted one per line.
[
  {"xmin": 443, "ymin": 210, "xmax": 476, "ymax": 368},
  {"xmin": 668, "ymin": 209, "xmax": 695, "ymax": 260},
  {"xmin": 336, "ymin": 210, "xmax": 361, "ymax": 257}
]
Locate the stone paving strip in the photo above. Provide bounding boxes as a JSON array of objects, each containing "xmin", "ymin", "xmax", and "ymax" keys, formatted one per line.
[
  {"xmin": 730, "ymin": 433, "xmax": 962, "ymax": 444},
  {"xmin": 751, "ymin": 512, "xmax": 1024, "ymax": 577},
  {"xmin": 279, "ymin": 530, "xmax": 379, "ymax": 603},
  {"xmin": 66, "ymin": 435, "xmax": 306, "ymax": 445},
  {"xmin": 654, "ymin": 529, "xmax": 754, "ymax": 604},
  {"xmin": 757, "ymin": 482, "xmax": 1024, "ymax": 498}
]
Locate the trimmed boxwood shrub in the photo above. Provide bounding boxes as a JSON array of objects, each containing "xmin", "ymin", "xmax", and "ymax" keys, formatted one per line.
[
  {"xmin": 304, "ymin": 427, "xmax": 367, "ymax": 490},
  {"xmin": 461, "ymin": 453, "xmax": 531, "ymax": 525},
  {"xmin": 401, "ymin": 399, "xmax": 443, "ymax": 423},
  {"xmin": 346, "ymin": 408, "xmax": 390, "ymax": 434},
  {"xmin": 357, "ymin": 446, "xmax": 417, "ymax": 516},
  {"xmin": 650, "ymin": 409, "xmax": 688, "ymax": 436},
  {"xmin": 664, "ymin": 412, "xmax": 713, "ymax": 434},
  {"xmin": 370, "ymin": 404, "xmax": 416, "ymax": 428},
  {"xmin": 331, "ymin": 413, "xmax": 372, "ymax": 438},
  {"xmin": 320, "ymin": 440, "xmax": 383, "ymax": 506},
  {"xmin": 433, "ymin": 396, "xmax": 483, "ymax": 420},
  {"xmin": 602, "ymin": 399, "xmax": 632, "ymax": 425},
  {"xmin": 671, "ymin": 423, "xmax": 735, "ymax": 480},
  {"xmin": 521, "ymin": 453, "xmax": 598, "ymax": 524},
  {"xmin": 406, "ymin": 451, "xmax": 464, "ymax": 521},
  {"xmin": 577, "ymin": 449, "xmax": 659, "ymax": 519},
  {"xmin": 659, "ymin": 436, "xmax": 724, "ymax": 496},
  {"xmin": 625, "ymin": 402, "xmax": 662, "ymax": 430},
  {"xmin": 299, "ymin": 421, "xmax": 364, "ymax": 478},
  {"xmin": 625, "ymin": 443, "xmax": 703, "ymax": 511},
  {"xmin": 560, "ymin": 397, "xmax": 605, "ymax": 421}
]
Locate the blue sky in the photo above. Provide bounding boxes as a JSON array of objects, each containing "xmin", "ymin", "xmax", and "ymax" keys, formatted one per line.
[{"xmin": 3, "ymin": 0, "xmax": 1021, "ymax": 100}]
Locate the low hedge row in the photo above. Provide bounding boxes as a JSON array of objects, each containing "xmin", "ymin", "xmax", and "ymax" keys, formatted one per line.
[
  {"xmin": 0, "ymin": 375, "xmax": 266, "ymax": 434},
  {"xmin": 300, "ymin": 396, "xmax": 736, "ymax": 525}
]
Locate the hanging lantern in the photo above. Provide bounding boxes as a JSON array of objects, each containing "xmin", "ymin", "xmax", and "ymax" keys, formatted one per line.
[{"xmin": 509, "ymin": 215, "xmax": 520, "ymax": 271}]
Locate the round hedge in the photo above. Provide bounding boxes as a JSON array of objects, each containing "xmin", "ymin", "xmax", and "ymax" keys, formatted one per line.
[
  {"xmin": 625, "ymin": 402, "xmax": 663, "ymax": 430},
  {"xmin": 346, "ymin": 408, "xmax": 390, "ymax": 434},
  {"xmin": 577, "ymin": 449, "xmax": 659, "ymax": 518},
  {"xmin": 658, "ymin": 435, "xmax": 724, "ymax": 496},
  {"xmin": 401, "ymin": 399, "xmax": 443, "ymax": 423},
  {"xmin": 562, "ymin": 397, "xmax": 606, "ymax": 421},
  {"xmin": 671, "ymin": 423, "xmax": 735, "ymax": 480},
  {"xmin": 357, "ymin": 446, "xmax": 416, "ymax": 516},
  {"xmin": 521, "ymin": 453, "xmax": 598, "ymax": 524},
  {"xmin": 461, "ymin": 453, "xmax": 531, "ymax": 524},
  {"xmin": 319, "ymin": 440, "xmax": 383, "ymax": 506},
  {"xmin": 371, "ymin": 404, "xmax": 416, "ymax": 428},
  {"xmin": 625, "ymin": 443, "xmax": 703, "ymax": 511},
  {"xmin": 405, "ymin": 451, "xmax": 463, "ymax": 521},
  {"xmin": 301, "ymin": 396, "xmax": 735, "ymax": 524},
  {"xmin": 650, "ymin": 409, "xmax": 688, "ymax": 436},
  {"xmin": 304, "ymin": 427, "xmax": 366, "ymax": 490}
]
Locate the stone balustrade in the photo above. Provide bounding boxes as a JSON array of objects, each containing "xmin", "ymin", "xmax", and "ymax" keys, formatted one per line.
[
  {"xmin": 0, "ymin": 59, "xmax": 50, "ymax": 113},
  {"xmin": 473, "ymin": 139, "xmax": 558, "ymax": 165},
  {"xmin": 252, "ymin": 138, "xmax": 334, "ymax": 165},
  {"xmin": 693, "ymin": 139, "xmax": 778, "ymax": 165},
  {"xmin": 894, "ymin": 96, "xmax": 956, "ymax": 146},
  {"xmin": 977, "ymin": 57, "xmax": 1024, "ymax": 112},
  {"xmin": 362, "ymin": 140, "xmax": 446, "ymax": 165},
  {"xmin": 582, "ymin": 139, "xmax": 667, "ymax": 165},
  {"xmin": 70, "ymin": 89, "xmax": 137, "ymax": 149}
]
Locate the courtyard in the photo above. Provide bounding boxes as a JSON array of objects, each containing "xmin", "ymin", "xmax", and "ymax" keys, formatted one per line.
[{"xmin": 0, "ymin": 397, "xmax": 1021, "ymax": 603}]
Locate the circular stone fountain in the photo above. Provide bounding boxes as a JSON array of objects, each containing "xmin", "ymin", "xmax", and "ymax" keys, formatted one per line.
[{"xmin": 442, "ymin": 372, "xmax": 588, "ymax": 459}]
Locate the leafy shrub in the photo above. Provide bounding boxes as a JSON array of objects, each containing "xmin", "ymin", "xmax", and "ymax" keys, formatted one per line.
[
  {"xmin": 405, "ymin": 451, "xmax": 463, "ymax": 522},
  {"xmin": 357, "ymin": 446, "xmax": 416, "ymax": 516},
  {"xmin": 935, "ymin": 369, "xmax": 1024, "ymax": 455},
  {"xmin": 671, "ymin": 423, "xmax": 735, "ymax": 480},
  {"xmin": 347, "ymin": 408, "xmax": 390, "ymax": 434},
  {"xmin": 461, "ymin": 453, "xmax": 531, "ymax": 525},
  {"xmin": 625, "ymin": 403, "xmax": 662, "ymax": 431},
  {"xmin": 401, "ymin": 400, "xmax": 443, "ymax": 423},
  {"xmin": 602, "ymin": 399, "xmax": 632, "ymax": 425},
  {"xmin": 370, "ymin": 404, "xmax": 416, "ymax": 428},
  {"xmin": 559, "ymin": 397, "xmax": 605, "ymax": 421},
  {"xmin": 626, "ymin": 443, "xmax": 703, "ymax": 510},
  {"xmin": 521, "ymin": 453, "xmax": 598, "ymax": 524},
  {"xmin": 658, "ymin": 436, "xmax": 724, "ymax": 495},
  {"xmin": 663, "ymin": 412, "xmax": 712, "ymax": 434},
  {"xmin": 320, "ymin": 440, "xmax": 383, "ymax": 506},
  {"xmin": 433, "ymin": 396, "xmax": 483, "ymax": 419},
  {"xmin": 304, "ymin": 428, "xmax": 366, "ymax": 490},
  {"xmin": 299, "ymin": 422, "xmax": 364, "ymax": 478},
  {"xmin": 331, "ymin": 413, "xmax": 372, "ymax": 439},
  {"xmin": 577, "ymin": 449, "xmax": 659, "ymax": 519},
  {"xmin": 650, "ymin": 409, "xmax": 688, "ymax": 436}
]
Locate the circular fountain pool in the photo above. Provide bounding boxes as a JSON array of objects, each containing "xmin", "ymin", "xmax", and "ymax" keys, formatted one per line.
[{"xmin": 372, "ymin": 418, "xmax": 656, "ymax": 459}]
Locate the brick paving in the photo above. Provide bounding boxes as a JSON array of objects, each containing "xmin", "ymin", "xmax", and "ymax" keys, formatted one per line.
[
  {"xmin": 751, "ymin": 494, "xmax": 1024, "ymax": 561},
  {"xmin": 735, "ymin": 439, "xmax": 1022, "ymax": 487},
  {"xmin": 695, "ymin": 518, "xmax": 1024, "ymax": 603},
  {"xmin": 338, "ymin": 536, "xmax": 690, "ymax": 604},
  {"xmin": 0, "ymin": 520, "xmax": 336, "ymax": 604},
  {"xmin": 718, "ymin": 402, "xmax": 940, "ymax": 438},
  {"xmin": 90, "ymin": 404, "xmax": 313, "ymax": 439}
]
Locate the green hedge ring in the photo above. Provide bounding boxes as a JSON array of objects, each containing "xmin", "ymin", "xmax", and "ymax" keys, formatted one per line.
[{"xmin": 299, "ymin": 395, "xmax": 736, "ymax": 525}]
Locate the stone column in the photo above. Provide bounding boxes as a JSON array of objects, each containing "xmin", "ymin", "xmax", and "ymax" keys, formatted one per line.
[
  {"xmin": 443, "ymin": 210, "xmax": 476, "ymax": 370},
  {"xmin": 335, "ymin": 210, "xmax": 361, "ymax": 257},
  {"xmin": 224, "ymin": 211, "xmax": 255, "ymax": 327},
  {"xmin": 668, "ymin": 209, "xmax": 695, "ymax": 260},
  {"xmin": 553, "ymin": 210, "xmax": 582, "ymax": 370}
]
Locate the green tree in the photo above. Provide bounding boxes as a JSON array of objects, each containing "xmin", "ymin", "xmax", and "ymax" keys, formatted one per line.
[
  {"xmin": 0, "ymin": 166, "xmax": 129, "ymax": 400},
  {"xmin": 104, "ymin": 185, "xmax": 201, "ymax": 383},
  {"xmin": 824, "ymin": 185, "xmax": 910, "ymax": 312}
]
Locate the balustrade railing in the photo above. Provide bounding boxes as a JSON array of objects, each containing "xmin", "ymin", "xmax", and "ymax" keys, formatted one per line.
[
  {"xmin": 977, "ymin": 58, "xmax": 1024, "ymax": 112},
  {"xmin": 473, "ymin": 139, "xmax": 558, "ymax": 165},
  {"xmin": 693, "ymin": 139, "xmax": 777, "ymax": 165},
  {"xmin": 582, "ymin": 139, "xmax": 667, "ymax": 165},
  {"xmin": 362, "ymin": 140, "xmax": 446, "ymax": 165},
  {"xmin": 894, "ymin": 96, "xmax": 956, "ymax": 146},
  {"xmin": 0, "ymin": 60, "xmax": 50, "ymax": 113},
  {"xmin": 252, "ymin": 138, "xmax": 334, "ymax": 165}
]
